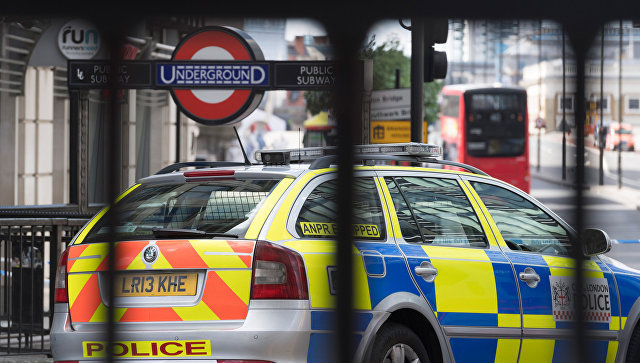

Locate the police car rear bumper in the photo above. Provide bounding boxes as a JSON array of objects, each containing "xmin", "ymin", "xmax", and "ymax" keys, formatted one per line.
[{"xmin": 51, "ymin": 301, "xmax": 314, "ymax": 362}]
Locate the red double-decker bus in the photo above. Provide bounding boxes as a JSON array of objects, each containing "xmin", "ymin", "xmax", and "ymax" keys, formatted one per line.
[{"xmin": 440, "ymin": 84, "xmax": 530, "ymax": 192}]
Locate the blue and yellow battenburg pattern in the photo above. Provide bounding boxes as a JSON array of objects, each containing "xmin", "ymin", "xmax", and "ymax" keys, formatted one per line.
[{"xmin": 274, "ymin": 171, "xmax": 639, "ymax": 362}]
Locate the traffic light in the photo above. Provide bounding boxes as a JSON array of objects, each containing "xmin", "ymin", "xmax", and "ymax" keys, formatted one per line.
[{"xmin": 424, "ymin": 19, "xmax": 448, "ymax": 82}]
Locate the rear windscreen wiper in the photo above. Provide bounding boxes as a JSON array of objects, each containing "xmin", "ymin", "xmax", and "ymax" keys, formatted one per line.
[{"xmin": 151, "ymin": 228, "xmax": 239, "ymax": 239}]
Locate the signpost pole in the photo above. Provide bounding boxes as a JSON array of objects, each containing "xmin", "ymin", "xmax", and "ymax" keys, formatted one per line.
[
  {"xmin": 537, "ymin": 127, "xmax": 541, "ymax": 172},
  {"xmin": 411, "ymin": 18, "xmax": 425, "ymax": 143},
  {"xmin": 599, "ymin": 26, "xmax": 605, "ymax": 186},
  {"xmin": 69, "ymin": 90, "xmax": 78, "ymax": 207},
  {"xmin": 78, "ymin": 90, "xmax": 89, "ymax": 214}
]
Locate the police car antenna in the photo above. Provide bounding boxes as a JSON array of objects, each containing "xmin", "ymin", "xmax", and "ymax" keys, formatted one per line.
[
  {"xmin": 298, "ymin": 128, "xmax": 302, "ymax": 163},
  {"xmin": 233, "ymin": 126, "xmax": 252, "ymax": 166}
]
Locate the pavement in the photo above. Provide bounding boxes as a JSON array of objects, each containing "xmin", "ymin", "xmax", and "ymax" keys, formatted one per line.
[{"xmin": 530, "ymin": 130, "xmax": 640, "ymax": 213}]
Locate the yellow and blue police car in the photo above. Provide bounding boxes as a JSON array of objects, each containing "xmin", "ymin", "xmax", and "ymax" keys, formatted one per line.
[{"xmin": 51, "ymin": 143, "xmax": 640, "ymax": 362}]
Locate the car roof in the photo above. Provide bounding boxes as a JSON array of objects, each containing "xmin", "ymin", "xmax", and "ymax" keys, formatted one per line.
[{"xmin": 138, "ymin": 163, "xmax": 493, "ymax": 186}]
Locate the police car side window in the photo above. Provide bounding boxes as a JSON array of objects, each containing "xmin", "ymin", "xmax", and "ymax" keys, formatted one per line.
[
  {"xmin": 295, "ymin": 178, "xmax": 386, "ymax": 240},
  {"xmin": 385, "ymin": 176, "xmax": 487, "ymax": 248},
  {"xmin": 385, "ymin": 178, "xmax": 422, "ymax": 243},
  {"xmin": 471, "ymin": 181, "xmax": 572, "ymax": 256}
]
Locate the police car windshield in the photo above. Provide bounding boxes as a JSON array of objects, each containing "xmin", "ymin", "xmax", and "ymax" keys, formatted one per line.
[{"xmin": 82, "ymin": 179, "xmax": 282, "ymax": 243}]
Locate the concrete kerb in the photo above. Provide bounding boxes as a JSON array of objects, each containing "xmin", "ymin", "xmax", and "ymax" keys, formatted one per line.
[
  {"xmin": 590, "ymin": 183, "xmax": 640, "ymax": 212},
  {"xmin": 531, "ymin": 172, "xmax": 590, "ymax": 190},
  {"xmin": 532, "ymin": 131, "xmax": 640, "ymax": 210}
]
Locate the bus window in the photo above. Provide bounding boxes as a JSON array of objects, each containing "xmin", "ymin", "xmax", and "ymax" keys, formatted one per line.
[
  {"xmin": 442, "ymin": 95, "xmax": 460, "ymax": 118},
  {"xmin": 465, "ymin": 92, "xmax": 526, "ymax": 157}
]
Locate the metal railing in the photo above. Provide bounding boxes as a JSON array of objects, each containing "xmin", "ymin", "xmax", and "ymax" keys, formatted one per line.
[{"xmin": 0, "ymin": 210, "xmax": 91, "ymax": 354}]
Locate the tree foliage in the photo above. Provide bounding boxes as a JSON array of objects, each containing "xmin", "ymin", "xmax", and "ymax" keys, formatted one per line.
[{"xmin": 304, "ymin": 35, "xmax": 443, "ymax": 123}]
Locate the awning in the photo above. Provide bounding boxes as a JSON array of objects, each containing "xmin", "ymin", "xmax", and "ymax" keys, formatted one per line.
[{"xmin": 303, "ymin": 111, "xmax": 335, "ymax": 131}]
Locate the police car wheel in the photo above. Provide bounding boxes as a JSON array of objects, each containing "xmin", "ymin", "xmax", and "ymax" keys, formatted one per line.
[
  {"xmin": 627, "ymin": 324, "xmax": 640, "ymax": 362},
  {"xmin": 371, "ymin": 322, "xmax": 430, "ymax": 363}
]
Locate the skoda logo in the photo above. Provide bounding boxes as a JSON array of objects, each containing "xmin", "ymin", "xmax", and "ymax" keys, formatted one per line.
[{"xmin": 143, "ymin": 245, "xmax": 158, "ymax": 263}]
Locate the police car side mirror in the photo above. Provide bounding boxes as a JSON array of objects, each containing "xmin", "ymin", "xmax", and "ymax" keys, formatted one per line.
[{"xmin": 582, "ymin": 228, "xmax": 612, "ymax": 256}]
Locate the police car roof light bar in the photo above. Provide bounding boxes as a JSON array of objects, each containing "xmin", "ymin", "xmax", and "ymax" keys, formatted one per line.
[
  {"xmin": 308, "ymin": 154, "xmax": 489, "ymax": 176},
  {"xmin": 254, "ymin": 143, "xmax": 442, "ymax": 164}
]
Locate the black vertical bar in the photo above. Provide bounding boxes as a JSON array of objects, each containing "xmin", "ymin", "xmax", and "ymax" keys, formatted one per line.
[
  {"xmin": 49, "ymin": 226, "xmax": 60, "ymax": 341},
  {"xmin": 176, "ymin": 108, "xmax": 181, "ymax": 163},
  {"xmin": 103, "ymin": 24, "xmax": 125, "ymax": 363},
  {"xmin": 395, "ymin": 69, "xmax": 401, "ymax": 89},
  {"xmin": 69, "ymin": 90, "xmax": 79, "ymax": 206},
  {"xmin": 29, "ymin": 226, "xmax": 35, "ymax": 351},
  {"xmin": 327, "ymin": 21, "xmax": 364, "ymax": 363},
  {"xmin": 499, "ymin": 22, "xmax": 504, "ymax": 83},
  {"xmin": 411, "ymin": 18, "xmax": 424, "ymax": 143},
  {"xmin": 537, "ymin": 19, "xmax": 542, "ymax": 172},
  {"xmin": 618, "ymin": 20, "xmax": 623, "ymax": 189},
  {"xmin": 5, "ymin": 227, "xmax": 10, "ymax": 354},
  {"xmin": 18, "ymin": 227, "xmax": 23, "ymax": 352},
  {"xmin": 562, "ymin": 29, "xmax": 567, "ymax": 180},
  {"xmin": 599, "ymin": 25, "xmax": 605, "ymax": 185},
  {"xmin": 568, "ymin": 23, "xmax": 591, "ymax": 363},
  {"xmin": 484, "ymin": 19, "xmax": 489, "ymax": 83},
  {"xmin": 576, "ymin": 51, "xmax": 588, "ymax": 363},
  {"xmin": 0, "ymin": 226, "xmax": 4, "ymax": 352},
  {"xmin": 515, "ymin": 19, "xmax": 520, "ymax": 84}
]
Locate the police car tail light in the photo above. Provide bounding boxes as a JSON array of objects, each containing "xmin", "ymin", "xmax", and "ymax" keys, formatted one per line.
[
  {"xmin": 54, "ymin": 248, "xmax": 70, "ymax": 303},
  {"xmin": 184, "ymin": 169, "xmax": 235, "ymax": 180},
  {"xmin": 251, "ymin": 241, "xmax": 308, "ymax": 300}
]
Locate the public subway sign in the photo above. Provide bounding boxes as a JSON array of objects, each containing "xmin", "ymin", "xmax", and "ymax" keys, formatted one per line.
[
  {"xmin": 68, "ymin": 60, "xmax": 337, "ymax": 90},
  {"xmin": 67, "ymin": 26, "xmax": 338, "ymax": 126},
  {"xmin": 68, "ymin": 62, "xmax": 152, "ymax": 88},
  {"xmin": 273, "ymin": 62, "xmax": 336, "ymax": 88}
]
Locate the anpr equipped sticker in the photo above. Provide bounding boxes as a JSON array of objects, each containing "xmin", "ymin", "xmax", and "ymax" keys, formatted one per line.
[{"xmin": 300, "ymin": 222, "xmax": 381, "ymax": 238}]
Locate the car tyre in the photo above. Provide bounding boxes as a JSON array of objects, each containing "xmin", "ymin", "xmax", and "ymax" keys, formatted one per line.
[
  {"xmin": 370, "ymin": 322, "xmax": 431, "ymax": 363},
  {"xmin": 627, "ymin": 323, "xmax": 640, "ymax": 362}
]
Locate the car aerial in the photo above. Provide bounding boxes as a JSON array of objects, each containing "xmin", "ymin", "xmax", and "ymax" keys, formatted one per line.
[{"xmin": 51, "ymin": 142, "xmax": 640, "ymax": 363}]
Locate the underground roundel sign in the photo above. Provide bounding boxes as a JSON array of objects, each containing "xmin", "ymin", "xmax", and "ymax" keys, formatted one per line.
[{"xmin": 169, "ymin": 26, "xmax": 265, "ymax": 126}]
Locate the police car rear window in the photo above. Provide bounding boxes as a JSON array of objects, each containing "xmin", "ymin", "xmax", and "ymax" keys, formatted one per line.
[
  {"xmin": 295, "ymin": 178, "xmax": 386, "ymax": 240},
  {"xmin": 81, "ymin": 179, "xmax": 282, "ymax": 243}
]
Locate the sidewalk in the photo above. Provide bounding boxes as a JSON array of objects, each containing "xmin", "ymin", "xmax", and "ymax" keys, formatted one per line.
[{"xmin": 530, "ymin": 130, "xmax": 640, "ymax": 212}]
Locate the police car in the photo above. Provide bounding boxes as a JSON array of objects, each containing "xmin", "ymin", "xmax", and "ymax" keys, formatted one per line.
[{"xmin": 51, "ymin": 143, "xmax": 640, "ymax": 362}]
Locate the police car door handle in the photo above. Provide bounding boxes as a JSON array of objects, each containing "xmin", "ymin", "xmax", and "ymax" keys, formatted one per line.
[
  {"xmin": 415, "ymin": 261, "xmax": 438, "ymax": 282},
  {"xmin": 519, "ymin": 267, "xmax": 540, "ymax": 288}
]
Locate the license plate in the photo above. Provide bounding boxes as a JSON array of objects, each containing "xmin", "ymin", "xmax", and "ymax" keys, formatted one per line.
[{"xmin": 114, "ymin": 272, "xmax": 198, "ymax": 297}]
